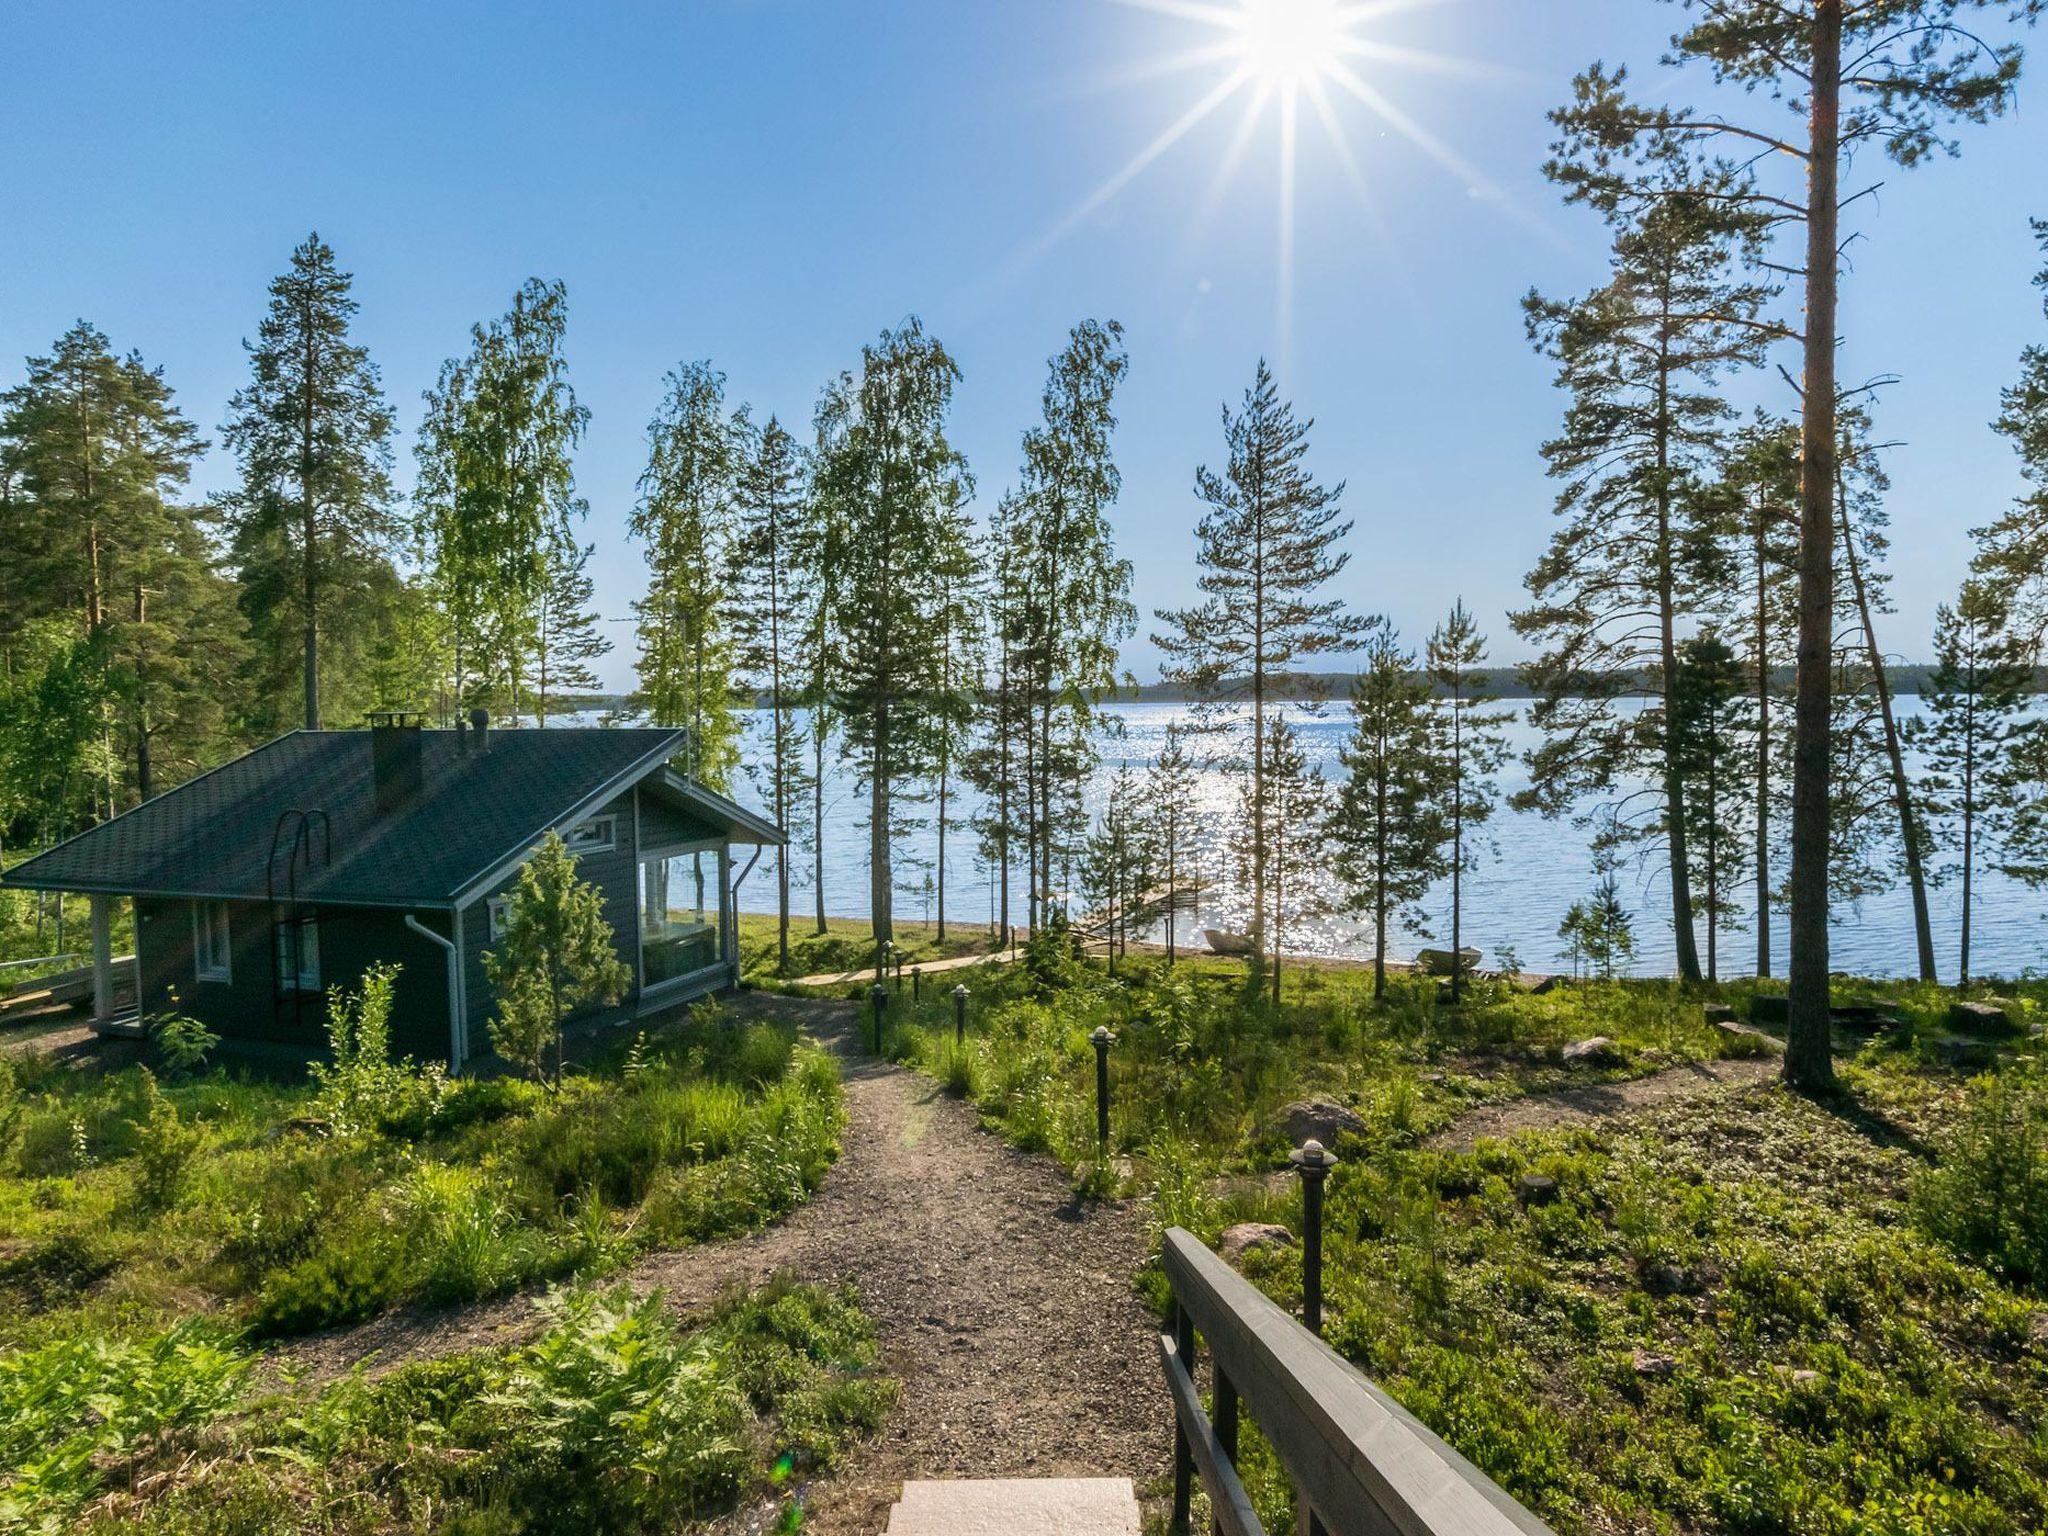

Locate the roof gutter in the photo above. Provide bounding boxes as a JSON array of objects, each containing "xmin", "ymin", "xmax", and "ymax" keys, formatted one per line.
[{"xmin": 405, "ymin": 912, "xmax": 466, "ymax": 1074}]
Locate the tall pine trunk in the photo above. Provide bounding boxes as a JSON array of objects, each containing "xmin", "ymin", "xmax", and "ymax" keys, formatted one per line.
[
  {"xmin": 1787, "ymin": 0, "xmax": 1842, "ymax": 1093},
  {"xmin": 1655, "ymin": 299, "xmax": 1704, "ymax": 984},
  {"xmin": 302, "ymin": 307, "xmax": 321, "ymax": 731},
  {"xmin": 1754, "ymin": 514, "xmax": 1774, "ymax": 978},
  {"xmin": 870, "ymin": 694, "xmax": 894, "ymax": 943}
]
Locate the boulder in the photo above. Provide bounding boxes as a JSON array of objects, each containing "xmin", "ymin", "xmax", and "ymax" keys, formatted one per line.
[
  {"xmin": 1275, "ymin": 1099, "xmax": 1366, "ymax": 1148},
  {"xmin": 1631, "ymin": 1349, "xmax": 1678, "ymax": 1380},
  {"xmin": 1529, "ymin": 974, "xmax": 1569, "ymax": 996},
  {"xmin": 1703, "ymin": 1002, "xmax": 1738, "ymax": 1025},
  {"xmin": 1748, "ymin": 994, "xmax": 1790, "ymax": 1025},
  {"xmin": 1562, "ymin": 1036, "xmax": 1620, "ymax": 1066},
  {"xmin": 1932, "ymin": 1035, "xmax": 1999, "ymax": 1071},
  {"xmin": 1218, "ymin": 1223, "xmax": 1295, "ymax": 1263},
  {"xmin": 1949, "ymin": 998, "xmax": 2017, "ymax": 1034},
  {"xmin": 1771, "ymin": 1365, "xmax": 1820, "ymax": 1388}
]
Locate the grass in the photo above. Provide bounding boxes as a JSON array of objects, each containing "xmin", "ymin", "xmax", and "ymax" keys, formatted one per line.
[
  {"xmin": 883, "ymin": 938, "xmax": 2048, "ymax": 1536},
  {"xmin": 736, "ymin": 910, "xmax": 1005, "ymax": 985},
  {"xmin": 0, "ymin": 1000, "xmax": 842, "ymax": 1349},
  {"xmin": 11, "ymin": 1275, "xmax": 890, "ymax": 1534}
]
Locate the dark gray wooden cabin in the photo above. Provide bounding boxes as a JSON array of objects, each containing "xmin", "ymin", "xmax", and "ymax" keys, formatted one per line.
[{"xmin": 0, "ymin": 715, "xmax": 783, "ymax": 1069}]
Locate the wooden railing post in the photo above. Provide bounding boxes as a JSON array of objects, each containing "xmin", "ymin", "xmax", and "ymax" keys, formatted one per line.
[
  {"xmin": 1213, "ymin": 1367, "xmax": 1239, "ymax": 1536},
  {"xmin": 1172, "ymin": 1302, "xmax": 1198, "ymax": 1534}
]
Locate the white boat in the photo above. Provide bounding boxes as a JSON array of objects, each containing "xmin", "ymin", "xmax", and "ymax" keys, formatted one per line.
[{"xmin": 1416, "ymin": 946, "xmax": 1482, "ymax": 976}]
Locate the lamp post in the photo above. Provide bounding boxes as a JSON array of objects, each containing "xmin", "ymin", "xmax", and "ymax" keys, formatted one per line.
[
  {"xmin": 1091, "ymin": 1025, "xmax": 1116, "ymax": 1148},
  {"xmin": 952, "ymin": 982, "xmax": 969, "ymax": 1045},
  {"xmin": 1288, "ymin": 1139, "xmax": 1338, "ymax": 1336},
  {"xmin": 869, "ymin": 982, "xmax": 888, "ymax": 1055}
]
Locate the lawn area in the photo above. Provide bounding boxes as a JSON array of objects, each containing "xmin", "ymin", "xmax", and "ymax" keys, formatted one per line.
[
  {"xmin": 882, "ymin": 938, "xmax": 2048, "ymax": 1536},
  {"xmin": 736, "ymin": 909, "xmax": 1006, "ymax": 983}
]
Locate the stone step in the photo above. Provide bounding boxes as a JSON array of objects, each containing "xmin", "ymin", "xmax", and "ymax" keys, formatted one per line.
[{"xmin": 883, "ymin": 1477, "xmax": 1141, "ymax": 1536}]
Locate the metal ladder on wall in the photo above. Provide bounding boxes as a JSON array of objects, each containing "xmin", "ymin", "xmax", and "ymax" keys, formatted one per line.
[{"xmin": 266, "ymin": 808, "xmax": 331, "ymax": 1034}]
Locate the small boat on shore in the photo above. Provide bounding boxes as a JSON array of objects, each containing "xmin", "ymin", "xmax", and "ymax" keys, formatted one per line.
[
  {"xmin": 1204, "ymin": 929, "xmax": 1257, "ymax": 957},
  {"xmin": 1415, "ymin": 946, "xmax": 1482, "ymax": 976}
]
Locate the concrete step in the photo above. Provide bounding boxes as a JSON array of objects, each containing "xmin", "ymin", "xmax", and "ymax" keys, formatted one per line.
[{"xmin": 883, "ymin": 1477, "xmax": 1141, "ymax": 1536}]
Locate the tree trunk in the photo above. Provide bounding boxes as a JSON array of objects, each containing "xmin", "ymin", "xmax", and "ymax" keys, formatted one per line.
[
  {"xmin": 1837, "ymin": 480, "xmax": 1937, "ymax": 983},
  {"xmin": 1656, "ymin": 289, "xmax": 1705, "ymax": 984},
  {"xmin": 1754, "ymin": 516, "xmax": 1774, "ymax": 978},
  {"xmin": 871, "ymin": 695, "xmax": 894, "ymax": 943},
  {"xmin": 1786, "ymin": 0, "xmax": 1842, "ymax": 1094},
  {"xmin": 303, "ymin": 304, "xmax": 322, "ymax": 731}
]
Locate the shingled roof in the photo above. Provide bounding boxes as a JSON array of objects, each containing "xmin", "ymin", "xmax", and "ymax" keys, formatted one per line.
[{"xmin": 0, "ymin": 726, "xmax": 772, "ymax": 908}]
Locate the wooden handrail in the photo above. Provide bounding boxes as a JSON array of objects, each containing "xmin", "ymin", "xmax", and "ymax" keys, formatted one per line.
[{"xmin": 1160, "ymin": 1227, "xmax": 1557, "ymax": 1536}]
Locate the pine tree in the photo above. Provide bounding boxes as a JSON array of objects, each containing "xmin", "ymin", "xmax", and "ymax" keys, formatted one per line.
[
  {"xmin": 730, "ymin": 415, "xmax": 816, "ymax": 974},
  {"xmin": 1671, "ymin": 634, "xmax": 1750, "ymax": 982},
  {"xmin": 1152, "ymin": 360, "xmax": 1373, "ymax": 995},
  {"xmin": 1082, "ymin": 760, "xmax": 1152, "ymax": 974},
  {"xmin": 1549, "ymin": 0, "xmax": 2043, "ymax": 1089},
  {"xmin": 1907, "ymin": 583, "xmax": 2033, "ymax": 986},
  {"xmin": 482, "ymin": 830, "xmax": 630, "ymax": 1088},
  {"xmin": 968, "ymin": 505, "xmax": 1033, "ymax": 947},
  {"xmin": 925, "ymin": 480, "xmax": 980, "ymax": 941},
  {"xmin": 1425, "ymin": 601, "xmax": 1511, "ymax": 1003},
  {"xmin": 632, "ymin": 362, "xmax": 742, "ymax": 786},
  {"xmin": 1975, "ymin": 219, "xmax": 2048, "ymax": 636},
  {"xmin": 1143, "ymin": 722, "xmax": 1202, "ymax": 965},
  {"xmin": 1259, "ymin": 714, "xmax": 1333, "ymax": 1004},
  {"xmin": 532, "ymin": 535, "xmax": 608, "ymax": 720},
  {"xmin": 1331, "ymin": 627, "xmax": 1440, "ymax": 1001},
  {"xmin": 221, "ymin": 232, "xmax": 400, "ymax": 731},
  {"xmin": 812, "ymin": 320, "xmax": 974, "ymax": 944},
  {"xmin": 1516, "ymin": 181, "xmax": 1776, "ymax": 985},
  {"xmin": 0, "ymin": 323, "xmax": 239, "ymax": 806}
]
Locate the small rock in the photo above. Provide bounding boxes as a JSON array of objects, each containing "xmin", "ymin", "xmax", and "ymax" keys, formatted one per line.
[
  {"xmin": 1275, "ymin": 1098, "xmax": 1367, "ymax": 1147},
  {"xmin": 1562, "ymin": 1036, "xmax": 1619, "ymax": 1065},
  {"xmin": 1703, "ymin": 1002, "xmax": 1737, "ymax": 1025},
  {"xmin": 1530, "ymin": 974, "xmax": 1568, "ymax": 996},
  {"xmin": 1631, "ymin": 1349, "xmax": 1678, "ymax": 1379},
  {"xmin": 1933, "ymin": 1035, "xmax": 1999, "ymax": 1070},
  {"xmin": 1518, "ymin": 1173, "xmax": 1559, "ymax": 1206},
  {"xmin": 2027, "ymin": 1312, "xmax": 2048, "ymax": 1349},
  {"xmin": 1218, "ymin": 1222, "xmax": 1295, "ymax": 1263},
  {"xmin": 1771, "ymin": 1364, "xmax": 1820, "ymax": 1387},
  {"xmin": 1949, "ymin": 998, "xmax": 2017, "ymax": 1034}
]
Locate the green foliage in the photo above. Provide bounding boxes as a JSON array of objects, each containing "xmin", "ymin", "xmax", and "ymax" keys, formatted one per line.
[
  {"xmin": 483, "ymin": 832, "xmax": 631, "ymax": 1086},
  {"xmin": 130, "ymin": 1071, "xmax": 200, "ymax": 1212},
  {"xmin": 1914, "ymin": 1060, "xmax": 2048, "ymax": 1286},
  {"xmin": 308, "ymin": 962, "xmax": 448, "ymax": 1136},
  {"xmin": 0, "ymin": 1322, "xmax": 247, "ymax": 1531},
  {"xmin": 148, "ymin": 1010, "xmax": 219, "ymax": 1079}
]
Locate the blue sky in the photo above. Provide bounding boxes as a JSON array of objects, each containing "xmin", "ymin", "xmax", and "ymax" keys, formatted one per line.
[{"xmin": 3, "ymin": 0, "xmax": 2043, "ymax": 689}]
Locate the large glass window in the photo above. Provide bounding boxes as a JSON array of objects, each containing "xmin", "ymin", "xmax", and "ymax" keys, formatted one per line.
[
  {"xmin": 639, "ymin": 845, "xmax": 724, "ymax": 987},
  {"xmin": 192, "ymin": 901, "xmax": 231, "ymax": 982},
  {"xmin": 275, "ymin": 915, "xmax": 320, "ymax": 994}
]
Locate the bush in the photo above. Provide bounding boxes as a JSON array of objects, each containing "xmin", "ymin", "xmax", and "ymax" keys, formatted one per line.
[
  {"xmin": 1914, "ymin": 1061, "xmax": 2048, "ymax": 1286},
  {"xmin": 148, "ymin": 1011, "xmax": 218, "ymax": 1078},
  {"xmin": 308, "ymin": 963, "xmax": 448, "ymax": 1138}
]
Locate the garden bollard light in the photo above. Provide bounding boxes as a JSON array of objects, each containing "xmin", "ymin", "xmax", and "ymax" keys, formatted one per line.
[
  {"xmin": 875, "ymin": 941, "xmax": 890, "ymax": 988},
  {"xmin": 952, "ymin": 982, "xmax": 969, "ymax": 1045},
  {"xmin": 912, "ymin": 964, "xmax": 922, "ymax": 1001},
  {"xmin": 1289, "ymin": 1138, "xmax": 1338, "ymax": 1336},
  {"xmin": 894, "ymin": 952, "xmax": 906, "ymax": 993},
  {"xmin": 870, "ymin": 982, "xmax": 888, "ymax": 1055},
  {"xmin": 1092, "ymin": 1025, "xmax": 1116, "ymax": 1148}
]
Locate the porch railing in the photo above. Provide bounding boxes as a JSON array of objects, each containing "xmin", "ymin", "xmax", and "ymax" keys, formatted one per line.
[{"xmin": 1159, "ymin": 1226, "xmax": 1557, "ymax": 1536}]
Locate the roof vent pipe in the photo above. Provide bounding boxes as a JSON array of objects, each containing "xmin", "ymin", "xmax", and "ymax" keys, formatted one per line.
[{"xmin": 469, "ymin": 707, "xmax": 489, "ymax": 751}]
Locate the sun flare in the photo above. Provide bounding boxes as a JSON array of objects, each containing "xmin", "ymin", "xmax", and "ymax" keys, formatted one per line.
[{"xmin": 1235, "ymin": 0, "xmax": 1347, "ymax": 86}]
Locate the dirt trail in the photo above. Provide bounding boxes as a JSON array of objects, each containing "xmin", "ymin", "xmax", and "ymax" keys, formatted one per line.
[
  {"xmin": 274, "ymin": 994, "xmax": 1171, "ymax": 1535},
  {"xmin": 1425, "ymin": 1056, "xmax": 1779, "ymax": 1153}
]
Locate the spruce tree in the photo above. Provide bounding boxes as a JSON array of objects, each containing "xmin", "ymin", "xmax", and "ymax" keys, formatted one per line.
[
  {"xmin": 221, "ymin": 233, "xmax": 399, "ymax": 731},
  {"xmin": 1671, "ymin": 634, "xmax": 1750, "ymax": 982},
  {"xmin": 730, "ymin": 415, "xmax": 816, "ymax": 973},
  {"xmin": 1331, "ymin": 627, "xmax": 1440, "ymax": 1000},
  {"xmin": 1516, "ymin": 182, "xmax": 1775, "ymax": 985},
  {"xmin": 632, "ymin": 362, "xmax": 742, "ymax": 786},
  {"xmin": 1425, "ymin": 601, "xmax": 1511, "ymax": 1003},
  {"xmin": 483, "ymin": 830, "xmax": 630, "ymax": 1087},
  {"xmin": 1976, "ymin": 219, "xmax": 2048, "ymax": 635},
  {"xmin": 1907, "ymin": 582, "xmax": 2033, "ymax": 985},
  {"xmin": 1258, "ymin": 714, "xmax": 1332, "ymax": 1005},
  {"xmin": 1152, "ymin": 360, "xmax": 1372, "ymax": 993},
  {"xmin": 1549, "ymin": 0, "xmax": 2043, "ymax": 1089},
  {"xmin": 1143, "ymin": 722, "xmax": 1202, "ymax": 965}
]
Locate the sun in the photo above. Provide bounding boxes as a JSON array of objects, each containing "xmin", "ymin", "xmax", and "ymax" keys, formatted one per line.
[{"xmin": 1234, "ymin": 0, "xmax": 1348, "ymax": 86}]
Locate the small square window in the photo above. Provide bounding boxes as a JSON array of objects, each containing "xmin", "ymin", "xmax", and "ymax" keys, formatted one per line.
[
  {"xmin": 563, "ymin": 815, "xmax": 617, "ymax": 855},
  {"xmin": 193, "ymin": 901, "xmax": 231, "ymax": 983},
  {"xmin": 488, "ymin": 897, "xmax": 510, "ymax": 942}
]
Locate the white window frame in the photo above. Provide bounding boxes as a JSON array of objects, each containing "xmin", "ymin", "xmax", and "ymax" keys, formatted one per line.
[
  {"xmin": 563, "ymin": 814, "xmax": 618, "ymax": 856},
  {"xmin": 636, "ymin": 837, "xmax": 729, "ymax": 994},
  {"xmin": 488, "ymin": 896, "xmax": 510, "ymax": 942},
  {"xmin": 275, "ymin": 916, "xmax": 321, "ymax": 994},
  {"xmin": 192, "ymin": 900, "xmax": 232, "ymax": 983}
]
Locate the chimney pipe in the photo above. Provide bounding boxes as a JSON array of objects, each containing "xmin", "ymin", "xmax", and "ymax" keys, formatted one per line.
[
  {"xmin": 469, "ymin": 707, "xmax": 490, "ymax": 750},
  {"xmin": 369, "ymin": 711, "xmax": 425, "ymax": 813}
]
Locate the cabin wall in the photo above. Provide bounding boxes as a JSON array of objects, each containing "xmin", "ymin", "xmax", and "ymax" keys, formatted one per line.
[{"xmin": 134, "ymin": 896, "xmax": 450, "ymax": 1057}]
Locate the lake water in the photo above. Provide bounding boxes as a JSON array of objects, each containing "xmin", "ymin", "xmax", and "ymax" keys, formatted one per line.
[{"xmin": 688, "ymin": 700, "xmax": 2043, "ymax": 981}]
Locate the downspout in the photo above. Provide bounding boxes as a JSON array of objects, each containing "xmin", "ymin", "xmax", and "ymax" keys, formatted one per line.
[
  {"xmin": 727, "ymin": 845, "xmax": 763, "ymax": 985},
  {"xmin": 406, "ymin": 912, "xmax": 464, "ymax": 1073}
]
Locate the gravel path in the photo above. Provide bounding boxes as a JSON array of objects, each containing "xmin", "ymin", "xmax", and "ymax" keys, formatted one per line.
[
  {"xmin": 274, "ymin": 993, "xmax": 1171, "ymax": 1535},
  {"xmin": 1424, "ymin": 1056, "xmax": 1780, "ymax": 1152}
]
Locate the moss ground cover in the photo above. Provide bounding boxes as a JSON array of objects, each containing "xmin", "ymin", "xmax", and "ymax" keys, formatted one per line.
[
  {"xmin": 884, "ymin": 942, "xmax": 2048, "ymax": 1535},
  {"xmin": 0, "ymin": 1003, "xmax": 841, "ymax": 1348}
]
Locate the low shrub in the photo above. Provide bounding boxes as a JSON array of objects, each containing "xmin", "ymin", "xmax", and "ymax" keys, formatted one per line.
[{"xmin": 1913, "ymin": 1060, "xmax": 2048, "ymax": 1286}]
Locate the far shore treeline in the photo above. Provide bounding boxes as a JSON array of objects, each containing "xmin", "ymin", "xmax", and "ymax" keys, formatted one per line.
[{"xmin": 8, "ymin": 2, "xmax": 2048, "ymax": 1094}]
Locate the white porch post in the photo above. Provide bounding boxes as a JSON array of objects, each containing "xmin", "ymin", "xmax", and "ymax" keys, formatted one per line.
[{"xmin": 90, "ymin": 893, "xmax": 114, "ymax": 1024}]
